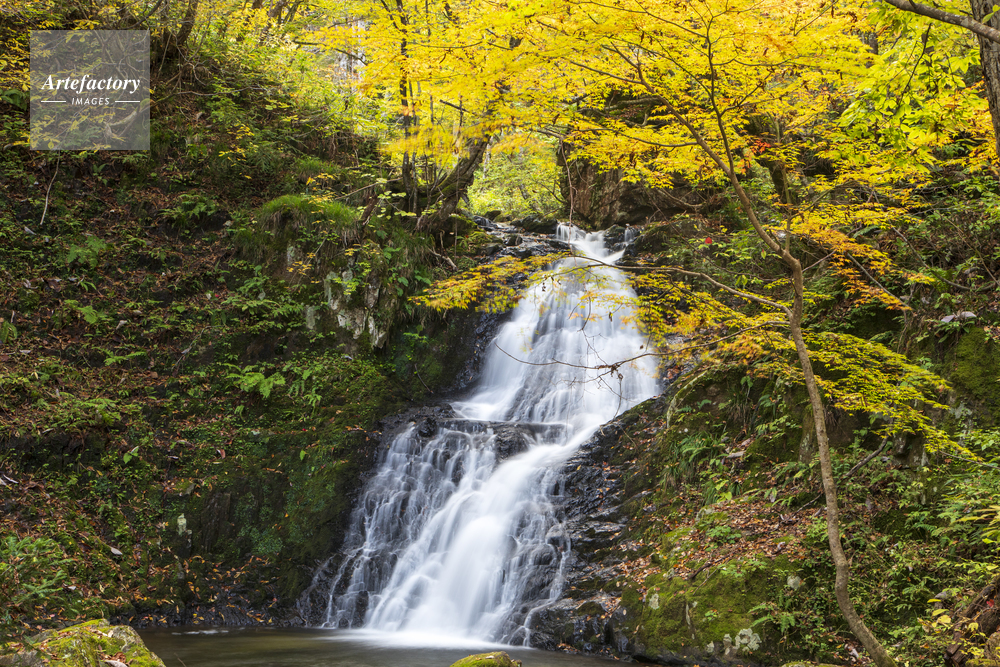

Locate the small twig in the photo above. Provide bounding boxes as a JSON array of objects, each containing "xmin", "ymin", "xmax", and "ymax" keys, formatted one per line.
[
  {"xmin": 175, "ymin": 654, "xmax": 189, "ymax": 667},
  {"xmin": 173, "ymin": 325, "xmax": 210, "ymax": 375},
  {"xmin": 843, "ymin": 436, "xmax": 892, "ymax": 481},
  {"xmin": 429, "ymin": 248, "xmax": 457, "ymax": 270},
  {"xmin": 39, "ymin": 157, "xmax": 60, "ymax": 228},
  {"xmin": 845, "ymin": 253, "xmax": 903, "ymax": 307},
  {"xmin": 414, "ymin": 369, "xmax": 433, "ymax": 394},
  {"xmin": 891, "ymin": 227, "xmax": 971, "ymax": 291},
  {"xmin": 799, "ymin": 435, "xmax": 891, "ymax": 511},
  {"xmin": 939, "ymin": 451, "xmax": 1000, "ymax": 472},
  {"xmin": 687, "ymin": 558, "xmax": 716, "ymax": 581}
]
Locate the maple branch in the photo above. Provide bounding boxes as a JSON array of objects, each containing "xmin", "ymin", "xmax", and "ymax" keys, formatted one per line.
[
  {"xmin": 892, "ymin": 25, "xmax": 933, "ymax": 120},
  {"xmin": 801, "ymin": 414, "xmax": 896, "ymax": 511},
  {"xmin": 882, "ymin": 0, "xmax": 1000, "ymax": 45},
  {"xmin": 606, "ymin": 51, "xmax": 785, "ymax": 258},
  {"xmin": 890, "ymin": 227, "xmax": 971, "ymax": 291},
  {"xmin": 661, "ymin": 103, "xmax": 785, "ymax": 255},
  {"xmin": 576, "ymin": 0, "xmax": 704, "ymax": 38},
  {"xmin": 842, "ymin": 252, "xmax": 905, "ymax": 309},
  {"xmin": 493, "ymin": 341, "xmax": 659, "ymax": 370},
  {"xmin": 128, "ymin": 0, "xmax": 167, "ymax": 27},
  {"xmin": 661, "ymin": 267, "xmax": 791, "ymax": 317},
  {"xmin": 575, "ymin": 121, "xmax": 699, "ymax": 149},
  {"xmin": 557, "ymin": 243, "xmax": 791, "ymax": 319},
  {"xmin": 493, "ymin": 320, "xmax": 787, "ymax": 371}
]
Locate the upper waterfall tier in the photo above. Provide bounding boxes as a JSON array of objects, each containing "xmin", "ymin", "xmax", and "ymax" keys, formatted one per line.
[{"xmin": 455, "ymin": 223, "xmax": 657, "ymax": 443}]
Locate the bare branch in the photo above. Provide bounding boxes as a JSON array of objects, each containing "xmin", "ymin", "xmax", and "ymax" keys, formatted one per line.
[{"xmin": 882, "ymin": 0, "xmax": 1000, "ymax": 45}]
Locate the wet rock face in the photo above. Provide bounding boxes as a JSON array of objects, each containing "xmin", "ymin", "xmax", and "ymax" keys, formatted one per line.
[
  {"xmin": 437, "ymin": 310, "xmax": 507, "ymax": 396},
  {"xmin": 371, "ymin": 405, "xmax": 571, "ymax": 465},
  {"xmin": 295, "ymin": 405, "xmax": 459, "ymax": 626},
  {"xmin": 512, "ymin": 215, "xmax": 558, "ymax": 235},
  {"xmin": 527, "ymin": 418, "xmax": 636, "ymax": 656},
  {"xmin": 528, "ymin": 407, "xmax": 762, "ymax": 667}
]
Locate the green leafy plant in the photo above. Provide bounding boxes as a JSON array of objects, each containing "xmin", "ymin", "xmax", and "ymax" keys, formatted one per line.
[
  {"xmin": 0, "ymin": 535, "xmax": 71, "ymax": 641},
  {"xmin": 226, "ymin": 364, "xmax": 286, "ymax": 399},
  {"xmin": 103, "ymin": 350, "xmax": 147, "ymax": 367},
  {"xmin": 66, "ymin": 236, "xmax": 108, "ymax": 270},
  {"xmin": 62, "ymin": 300, "xmax": 108, "ymax": 327},
  {"xmin": 162, "ymin": 194, "xmax": 220, "ymax": 230},
  {"xmin": 0, "ymin": 320, "xmax": 16, "ymax": 345}
]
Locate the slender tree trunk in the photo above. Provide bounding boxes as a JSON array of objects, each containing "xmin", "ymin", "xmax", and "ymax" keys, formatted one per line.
[
  {"xmin": 173, "ymin": 0, "xmax": 199, "ymax": 52},
  {"xmin": 666, "ymin": 103, "xmax": 898, "ymax": 667},
  {"xmin": 971, "ymin": 0, "xmax": 1000, "ymax": 157},
  {"xmin": 397, "ymin": 12, "xmax": 417, "ymax": 215},
  {"xmin": 785, "ymin": 256, "xmax": 899, "ymax": 667}
]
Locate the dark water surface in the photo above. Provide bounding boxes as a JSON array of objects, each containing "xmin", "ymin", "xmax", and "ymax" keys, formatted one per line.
[{"xmin": 139, "ymin": 627, "xmax": 621, "ymax": 667}]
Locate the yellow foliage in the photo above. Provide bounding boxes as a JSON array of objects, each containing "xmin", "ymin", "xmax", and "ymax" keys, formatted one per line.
[{"xmin": 412, "ymin": 254, "xmax": 568, "ymax": 312}]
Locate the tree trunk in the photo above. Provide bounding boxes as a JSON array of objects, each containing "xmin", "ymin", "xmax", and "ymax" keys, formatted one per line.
[
  {"xmin": 730, "ymin": 170, "xmax": 899, "ymax": 667},
  {"xmin": 676, "ymin": 105, "xmax": 900, "ymax": 667},
  {"xmin": 415, "ymin": 135, "xmax": 490, "ymax": 233},
  {"xmin": 971, "ymin": 0, "xmax": 1000, "ymax": 157},
  {"xmin": 785, "ymin": 256, "xmax": 899, "ymax": 667},
  {"xmin": 173, "ymin": 0, "xmax": 199, "ymax": 52}
]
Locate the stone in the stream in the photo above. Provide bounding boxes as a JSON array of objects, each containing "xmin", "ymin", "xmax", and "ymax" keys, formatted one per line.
[
  {"xmin": 0, "ymin": 619, "xmax": 165, "ymax": 667},
  {"xmin": 448, "ymin": 652, "xmax": 523, "ymax": 667},
  {"xmin": 512, "ymin": 214, "xmax": 557, "ymax": 235}
]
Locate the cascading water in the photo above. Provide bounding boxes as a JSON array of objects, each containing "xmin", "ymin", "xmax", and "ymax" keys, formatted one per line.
[{"xmin": 319, "ymin": 224, "xmax": 658, "ymax": 644}]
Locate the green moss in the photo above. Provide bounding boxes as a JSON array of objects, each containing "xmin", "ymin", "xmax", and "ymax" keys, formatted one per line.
[
  {"xmin": 13, "ymin": 620, "xmax": 165, "ymax": 667},
  {"xmin": 745, "ymin": 432, "xmax": 799, "ymax": 465},
  {"xmin": 238, "ymin": 194, "xmax": 360, "ymax": 264},
  {"xmin": 630, "ymin": 556, "xmax": 797, "ymax": 661},
  {"xmin": 952, "ymin": 327, "xmax": 1000, "ymax": 422},
  {"xmin": 258, "ymin": 194, "xmax": 357, "ymax": 229},
  {"xmin": 448, "ymin": 652, "xmax": 522, "ymax": 667}
]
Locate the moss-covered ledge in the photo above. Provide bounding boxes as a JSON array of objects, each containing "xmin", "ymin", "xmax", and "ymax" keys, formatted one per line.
[{"xmin": 0, "ymin": 620, "xmax": 164, "ymax": 667}]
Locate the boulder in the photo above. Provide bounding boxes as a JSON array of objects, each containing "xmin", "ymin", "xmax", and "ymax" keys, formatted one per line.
[
  {"xmin": 512, "ymin": 215, "xmax": 558, "ymax": 235},
  {"xmin": 448, "ymin": 652, "xmax": 522, "ymax": 667},
  {"xmin": 0, "ymin": 619, "xmax": 165, "ymax": 667},
  {"xmin": 473, "ymin": 215, "xmax": 499, "ymax": 231}
]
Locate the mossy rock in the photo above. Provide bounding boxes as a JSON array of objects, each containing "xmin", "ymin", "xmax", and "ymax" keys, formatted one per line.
[
  {"xmin": 513, "ymin": 215, "xmax": 557, "ymax": 235},
  {"xmin": 448, "ymin": 652, "xmax": 522, "ymax": 667},
  {"xmin": 951, "ymin": 327, "xmax": 1000, "ymax": 423},
  {"xmin": 628, "ymin": 555, "xmax": 799, "ymax": 663},
  {"xmin": 237, "ymin": 194, "xmax": 360, "ymax": 265},
  {"xmin": 2, "ymin": 619, "xmax": 165, "ymax": 667}
]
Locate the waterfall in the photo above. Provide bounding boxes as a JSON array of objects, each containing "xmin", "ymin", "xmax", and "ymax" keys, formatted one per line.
[{"xmin": 319, "ymin": 224, "xmax": 659, "ymax": 644}]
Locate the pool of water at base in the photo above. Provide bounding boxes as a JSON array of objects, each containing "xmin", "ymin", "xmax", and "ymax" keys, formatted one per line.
[{"xmin": 139, "ymin": 627, "xmax": 621, "ymax": 667}]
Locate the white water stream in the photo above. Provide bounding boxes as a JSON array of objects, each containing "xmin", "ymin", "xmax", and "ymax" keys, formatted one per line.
[{"xmin": 320, "ymin": 225, "xmax": 658, "ymax": 644}]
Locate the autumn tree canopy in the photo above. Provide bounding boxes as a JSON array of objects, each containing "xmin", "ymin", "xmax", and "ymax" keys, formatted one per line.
[{"xmin": 363, "ymin": 0, "xmax": 996, "ymax": 664}]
